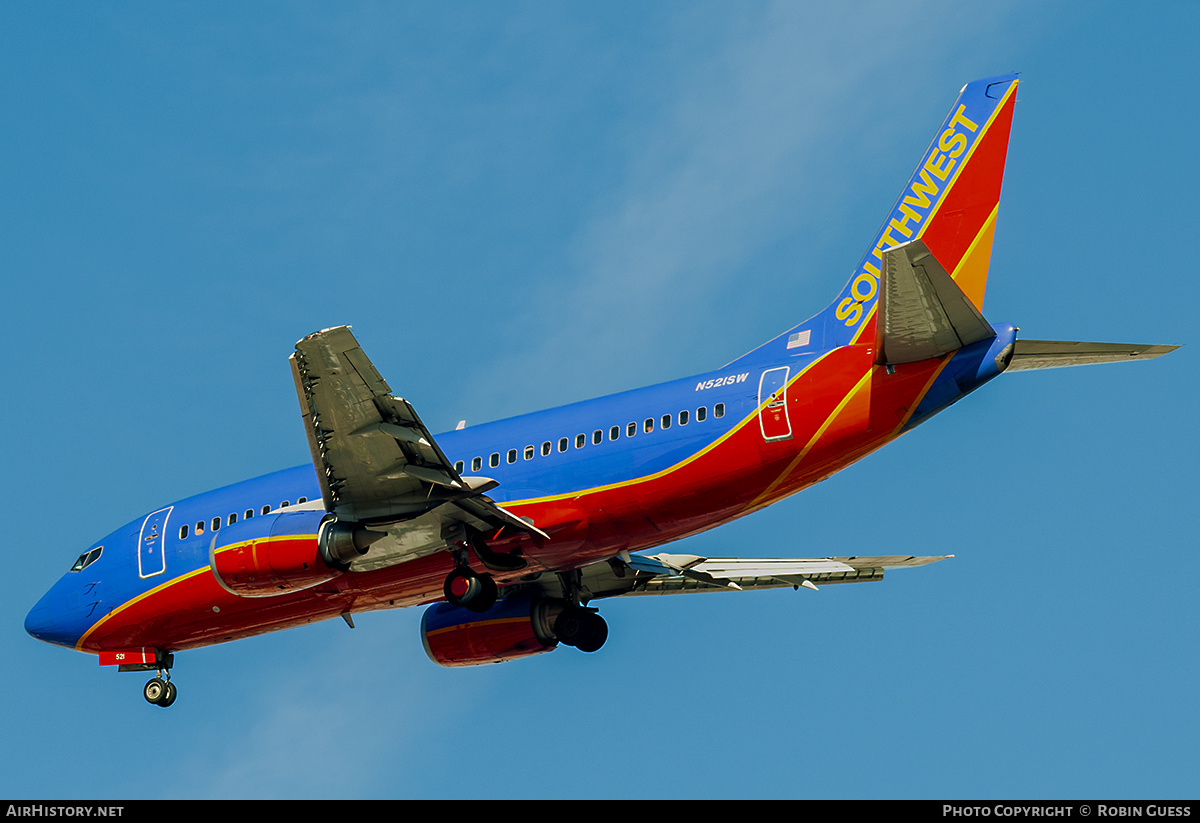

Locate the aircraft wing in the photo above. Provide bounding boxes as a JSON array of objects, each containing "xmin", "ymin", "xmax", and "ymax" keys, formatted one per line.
[
  {"xmin": 289, "ymin": 326, "xmax": 545, "ymax": 570},
  {"xmin": 1005, "ymin": 339, "xmax": 1179, "ymax": 371},
  {"xmin": 568, "ymin": 552, "xmax": 950, "ymax": 600}
]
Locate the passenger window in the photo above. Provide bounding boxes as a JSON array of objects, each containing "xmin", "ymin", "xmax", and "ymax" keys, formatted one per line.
[
  {"xmin": 196, "ymin": 521, "xmax": 205, "ymax": 535},
  {"xmin": 575, "ymin": 434, "xmax": 585, "ymax": 449},
  {"xmin": 592, "ymin": 430, "xmax": 602, "ymax": 445},
  {"xmin": 261, "ymin": 506, "xmax": 271, "ymax": 515},
  {"xmin": 454, "ymin": 461, "xmax": 464, "ymax": 474},
  {"xmin": 715, "ymin": 403, "xmax": 725, "ymax": 418},
  {"xmin": 298, "ymin": 497, "xmax": 307, "ymax": 504},
  {"xmin": 228, "ymin": 513, "xmax": 237, "ymax": 526},
  {"xmin": 472, "ymin": 457, "xmax": 482, "ymax": 472},
  {"xmin": 697, "ymin": 406, "xmax": 707, "ymax": 422},
  {"xmin": 627, "ymin": 422, "xmax": 636, "ymax": 437},
  {"xmin": 542, "ymin": 441, "xmax": 552, "ymax": 456},
  {"xmin": 558, "ymin": 437, "xmax": 568, "ymax": 453},
  {"xmin": 179, "ymin": 525, "xmax": 189, "ymax": 540},
  {"xmin": 524, "ymin": 445, "xmax": 535, "ymax": 460},
  {"xmin": 212, "ymin": 517, "xmax": 221, "ymax": 531},
  {"xmin": 679, "ymin": 410, "xmax": 689, "ymax": 425},
  {"xmin": 489, "ymin": 453, "xmax": 500, "ymax": 468},
  {"xmin": 644, "ymin": 418, "xmax": 654, "ymax": 433},
  {"xmin": 661, "ymin": 414, "xmax": 671, "ymax": 430},
  {"xmin": 610, "ymin": 426, "xmax": 620, "ymax": 441},
  {"xmin": 507, "ymin": 449, "xmax": 517, "ymax": 464},
  {"xmin": 281, "ymin": 501, "xmax": 290, "ymax": 508},
  {"xmin": 245, "ymin": 510, "xmax": 254, "ymax": 519}
]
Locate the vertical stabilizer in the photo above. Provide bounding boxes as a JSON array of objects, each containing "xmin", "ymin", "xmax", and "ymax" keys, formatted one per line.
[{"xmin": 729, "ymin": 74, "xmax": 1018, "ymax": 368}]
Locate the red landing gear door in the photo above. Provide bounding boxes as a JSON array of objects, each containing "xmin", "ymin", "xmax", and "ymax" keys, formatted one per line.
[{"xmin": 757, "ymin": 367, "xmax": 792, "ymax": 442}]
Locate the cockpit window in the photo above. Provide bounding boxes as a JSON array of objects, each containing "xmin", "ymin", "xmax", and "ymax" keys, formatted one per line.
[{"xmin": 70, "ymin": 546, "xmax": 103, "ymax": 572}]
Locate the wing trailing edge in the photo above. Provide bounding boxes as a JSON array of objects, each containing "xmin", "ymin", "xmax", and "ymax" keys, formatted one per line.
[
  {"xmin": 568, "ymin": 553, "xmax": 951, "ymax": 600},
  {"xmin": 288, "ymin": 326, "xmax": 546, "ymax": 572}
]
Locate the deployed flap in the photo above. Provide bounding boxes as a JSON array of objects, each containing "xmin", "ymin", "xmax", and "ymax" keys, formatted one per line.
[
  {"xmin": 877, "ymin": 239, "xmax": 995, "ymax": 365},
  {"xmin": 1006, "ymin": 339, "xmax": 1179, "ymax": 372},
  {"xmin": 569, "ymin": 553, "xmax": 949, "ymax": 600},
  {"xmin": 290, "ymin": 327, "xmax": 546, "ymax": 542}
]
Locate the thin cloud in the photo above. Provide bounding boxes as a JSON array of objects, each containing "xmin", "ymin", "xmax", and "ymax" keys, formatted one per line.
[{"xmin": 468, "ymin": 2, "xmax": 1013, "ymax": 415}]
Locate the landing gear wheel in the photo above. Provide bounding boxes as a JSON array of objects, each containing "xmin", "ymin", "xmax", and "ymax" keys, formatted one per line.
[
  {"xmin": 554, "ymin": 608, "xmax": 608, "ymax": 652},
  {"xmin": 160, "ymin": 681, "xmax": 177, "ymax": 707},
  {"xmin": 144, "ymin": 677, "xmax": 169, "ymax": 706},
  {"xmin": 575, "ymin": 614, "xmax": 608, "ymax": 653},
  {"xmin": 443, "ymin": 568, "xmax": 498, "ymax": 613},
  {"xmin": 467, "ymin": 572, "xmax": 498, "ymax": 613},
  {"xmin": 554, "ymin": 608, "xmax": 586, "ymax": 646}
]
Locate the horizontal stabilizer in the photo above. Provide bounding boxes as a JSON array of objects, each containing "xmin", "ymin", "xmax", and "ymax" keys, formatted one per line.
[
  {"xmin": 877, "ymin": 239, "xmax": 995, "ymax": 365},
  {"xmin": 1006, "ymin": 340, "xmax": 1179, "ymax": 372}
]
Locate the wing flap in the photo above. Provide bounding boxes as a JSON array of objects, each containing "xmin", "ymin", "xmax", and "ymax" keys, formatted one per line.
[
  {"xmin": 575, "ymin": 553, "xmax": 950, "ymax": 599},
  {"xmin": 289, "ymin": 326, "xmax": 543, "ymax": 570}
]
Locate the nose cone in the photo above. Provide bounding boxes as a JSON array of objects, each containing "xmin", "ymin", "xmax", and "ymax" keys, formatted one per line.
[{"xmin": 25, "ymin": 578, "xmax": 90, "ymax": 649}]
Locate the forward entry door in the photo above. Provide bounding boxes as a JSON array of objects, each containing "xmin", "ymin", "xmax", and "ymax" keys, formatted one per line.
[{"xmin": 138, "ymin": 506, "xmax": 172, "ymax": 578}]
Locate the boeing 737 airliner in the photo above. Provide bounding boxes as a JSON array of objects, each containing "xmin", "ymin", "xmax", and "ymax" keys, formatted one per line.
[{"xmin": 26, "ymin": 74, "xmax": 1176, "ymax": 707}]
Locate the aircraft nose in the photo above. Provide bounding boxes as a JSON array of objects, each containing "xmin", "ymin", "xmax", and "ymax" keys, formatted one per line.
[{"xmin": 25, "ymin": 582, "xmax": 88, "ymax": 649}]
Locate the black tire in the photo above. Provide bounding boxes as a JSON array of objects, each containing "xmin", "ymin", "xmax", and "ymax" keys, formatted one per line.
[
  {"xmin": 464, "ymin": 572, "xmax": 498, "ymax": 613},
  {"xmin": 554, "ymin": 608, "xmax": 587, "ymax": 647},
  {"xmin": 443, "ymin": 569, "xmax": 481, "ymax": 607},
  {"xmin": 160, "ymin": 681, "xmax": 177, "ymax": 708},
  {"xmin": 444, "ymin": 568, "xmax": 497, "ymax": 612},
  {"xmin": 575, "ymin": 613, "xmax": 608, "ymax": 653},
  {"xmin": 143, "ymin": 677, "xmax": 167, "ymax": 705}
]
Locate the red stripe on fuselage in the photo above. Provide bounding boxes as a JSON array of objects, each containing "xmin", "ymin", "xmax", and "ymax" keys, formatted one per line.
[{"xmin": 80, "ymin": 347, "xmax": 949, "ymax": 654}]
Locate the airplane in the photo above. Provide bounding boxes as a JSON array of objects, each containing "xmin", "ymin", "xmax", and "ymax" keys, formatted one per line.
[{"xmin": 26, "ymin": 73, "xmax": 1177, "ymax": 707}]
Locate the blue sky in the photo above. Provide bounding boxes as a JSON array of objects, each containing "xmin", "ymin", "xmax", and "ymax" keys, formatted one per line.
[{"xmin": 3, "ymin": 2, "xmax": 1197, "ymax": 799}]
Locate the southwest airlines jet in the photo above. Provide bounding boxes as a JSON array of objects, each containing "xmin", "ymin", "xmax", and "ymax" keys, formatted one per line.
[{"xmin": 26, "ymin": 75, "xmax": 1176, "ymax": 708}]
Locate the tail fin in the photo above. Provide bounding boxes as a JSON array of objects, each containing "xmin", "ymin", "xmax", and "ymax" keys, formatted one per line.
[{"xmin": 728, "ymin": 74, "xmax": 1019, "ymax": 367}]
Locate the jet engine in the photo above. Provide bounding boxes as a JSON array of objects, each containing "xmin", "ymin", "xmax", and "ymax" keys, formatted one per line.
[
  {"xmin": 209, "ymin": 509, "xmax": 384, "ymax": 597},
  {"xmin": 421, "ymin": 589, "xmax": 560, "ymax": 666}
]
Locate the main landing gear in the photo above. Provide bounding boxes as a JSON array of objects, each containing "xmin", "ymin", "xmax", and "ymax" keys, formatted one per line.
[
  {"xmin": 439, "ymin": 539, "xmax": 609, "ymax": 655},
  {"xmin": 443, "ymin": 566, "xmax": 498, "ymax": 613},
  {"xmin": 553, "ymin": 568, "xmax": 608, "ymax": 653},
  {"xmin": 442, "ymin": 529, "xmax": 524, "ymax": 613},
  {"xmin": 553, "ymin": 606, "xmax": 608, "ymax": 653}
]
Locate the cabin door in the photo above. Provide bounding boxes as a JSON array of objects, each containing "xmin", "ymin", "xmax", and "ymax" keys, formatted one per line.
[
  {"xmin": 138, "ymin": 506, "xmax": 171, "ymax": 579},
  {"xmin": 757, "ymin": 367, "xmax": 792, "ymax": 441}
]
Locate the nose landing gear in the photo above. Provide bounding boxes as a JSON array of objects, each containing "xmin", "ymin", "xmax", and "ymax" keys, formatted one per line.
[
  {"xmin": 117, "ymin": 652, "xmax": 177, "ymax": 708},
  {"xmin": 143, "ymin": 676, "xmax": 177, "ymax": 707}
]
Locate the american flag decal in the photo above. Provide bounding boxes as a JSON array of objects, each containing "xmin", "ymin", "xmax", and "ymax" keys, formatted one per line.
[{"xmin": 787, "ymin": 330, "xmax": 810, "ymax": 349}]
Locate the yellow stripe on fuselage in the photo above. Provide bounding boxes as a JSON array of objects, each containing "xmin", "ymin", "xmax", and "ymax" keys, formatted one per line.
[
  {"xmin": 504, "ymin": 350, "xmax": 838, "ymax": 508},
  {"xmin": 75, "ymin": 565, "xmax": 215, "ymax": 652}
]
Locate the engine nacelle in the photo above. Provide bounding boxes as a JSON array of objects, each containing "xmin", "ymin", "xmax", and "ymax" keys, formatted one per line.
[
  {"xmin": 210, "ymin": 509, "xmax": 339, "ymax": 597},
  {"xmin": 421, "ymin": 589, "xmax": 561, "ymax": 667}
]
